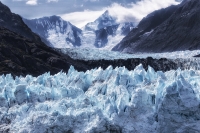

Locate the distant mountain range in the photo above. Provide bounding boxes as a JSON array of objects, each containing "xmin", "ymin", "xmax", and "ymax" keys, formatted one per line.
[
  {"xmin": 24, "ymin": 10, "xmax": 135, "ymax": 49},
  {"xmin": 23, "ymin": 0, "xmax": 200, "ymax": 54},
  {"xmin": 113, "ymin": 0, "xmax": 200, "ymax": 53}
]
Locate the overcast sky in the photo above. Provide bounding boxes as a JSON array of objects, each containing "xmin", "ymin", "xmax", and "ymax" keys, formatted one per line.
[{"xmin": 1, "ymin": 0, "xmax": 181, "ymax": 28}]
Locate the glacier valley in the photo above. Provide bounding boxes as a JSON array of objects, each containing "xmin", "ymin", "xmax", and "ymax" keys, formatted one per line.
[{"xmin": 0, "ymin": 64, "xmax": 200, "ymax": 133}]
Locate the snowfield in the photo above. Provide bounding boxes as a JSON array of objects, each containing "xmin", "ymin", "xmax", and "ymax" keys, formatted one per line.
[{"xmin": 0, "ymin": 65, "xmax": 200, "ymax": 132}]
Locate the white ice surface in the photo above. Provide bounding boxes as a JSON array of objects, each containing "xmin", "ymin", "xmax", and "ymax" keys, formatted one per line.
[
  {"xmin": 0, "ymin": 65, "xmax": 200, "ymax": 132},
  {"xmin": 60, "ymin": 48, "xmax": 200, "ymax": 60},
  {"xmin": 34, "ymin": 18, "xmax": 79, "ymax": 48},
  {"xmin": 79, "ymin": 30, "xmax": 96, "ymax": 48},
  {"xmin": 102, "ymin": 24, "xmax": 127, "ymax": 50},
  {"xmin": 47, "ymin": 29, "xmax": 74, "ymax": 48}
]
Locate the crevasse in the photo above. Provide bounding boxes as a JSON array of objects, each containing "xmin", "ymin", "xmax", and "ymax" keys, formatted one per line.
[{"xmin": 0, "ymin": 64, "xmax": 200, "ymax": 133}]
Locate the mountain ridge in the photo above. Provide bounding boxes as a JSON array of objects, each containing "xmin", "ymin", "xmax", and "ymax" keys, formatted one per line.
[
  {"xmin": 0, "ymin": 1, "xmax": 43, "ymax": 43},
  {"xmin": 23, "ymin": 16, "xmax": 82, "ymax": 48},
  {"xmin": 24, "ymin": 10, "xmax": 135, "ymax": 49},
  {"xmin": 113, "ymin": 0, "xmax": 200, "ymax": 53}
]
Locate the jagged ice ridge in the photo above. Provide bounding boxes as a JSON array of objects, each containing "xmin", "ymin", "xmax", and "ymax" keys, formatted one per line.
[{"xmin": 0, "ymin": 65, "xmax": 200, "ymax": 132}]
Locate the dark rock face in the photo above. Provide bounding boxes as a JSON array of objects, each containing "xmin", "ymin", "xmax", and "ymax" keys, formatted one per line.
[
  {"xmin": 121, "ymin": 22, "xmax": 135, "ymax": 35},
  {"xmin": 113, "ymin": 0, "xmax": 200, "ymax": 53},
  {"xmin": 0, "ymin": 26, "xmax": 82, "ymax": 77},
  {"xmin": 194, "ymin": 54, "xmax": 200, "ymax": 57},
  {"xmin": 78, "ymin": 57, "xmax": 178, "ymax": 72},
  {"xmin": 0, "ymin": 2, "xmax": 41, "ymax": 43},
  {"xmin": 23, "ymin": 16, "xmax": 82, "ymax": 47},
  {"xmin": 94, "ymin": 25, "xmax": 119, "ymax": 48}
]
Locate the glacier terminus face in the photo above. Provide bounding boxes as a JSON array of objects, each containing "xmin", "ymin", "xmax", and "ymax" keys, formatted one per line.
[{"xmin": 0, "ymin": 65, "xmax": 200, "ymax": 133}]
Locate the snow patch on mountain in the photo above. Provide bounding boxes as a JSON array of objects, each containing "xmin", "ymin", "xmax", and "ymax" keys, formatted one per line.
[
  {"xmin": 104, "ymin": 34, "xmax": 124, "ymax": 50},
  {"xmin": 103, "ymin": 23, "xmax": 132, "ymax": 50},
  {"xmin": 0, "ymin": 65, "xmax": 200, "ymax": 132},
  {"xmin": 23, "ymin": 16, "xmax": 82, "ymax": 48},
  {"xmin": 79, "ymin": 30, "xmax": 96, "ymax": 48},
  {"xmin": 47, "ymin": 29, "xmax": 74, "ymax": 48}
]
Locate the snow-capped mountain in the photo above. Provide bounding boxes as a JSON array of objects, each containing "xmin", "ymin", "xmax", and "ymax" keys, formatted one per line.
[
  {"xmin": 82, "ymin": 10, "xmax": 135, "ymax": 49},
  {"xmin": 23, "ymin": 16, "xmax": 82, "ymax": 48},
  {"xmin": 23, "ymin": 11, "xmax": 135, "ymax": 49}
]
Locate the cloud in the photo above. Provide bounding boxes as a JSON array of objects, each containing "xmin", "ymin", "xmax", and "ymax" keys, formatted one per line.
[
  {"xmin": 108, "ymin": 0, "xmax": 179, "ymax": 23},
  {"xmin": 47, "ymin": 0, "xmax": 59, "ymax": 3},
  {"xmin": 26, "ymin": 0, "xmax": 37, "ymax": 5},
  {"xmin": 60, "ymin": 10, "xmax": 105, "ymax": 28},
  {"xmin": 12, "ymin": 0, "xmax": 26, "ymax": 1},
  {"xmin": 4, "ymin": 0, "xmax": 181, "ymax": 27},
  {"xmin": 60, "ymin": 0, "xmax": 180, "ymax": 28}
]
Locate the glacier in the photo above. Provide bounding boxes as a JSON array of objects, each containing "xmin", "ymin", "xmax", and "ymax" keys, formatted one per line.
[
  {"xmin": 0, "ymin": 65, "xmax": 200, "ymax": 133},
  {"xmin": 60, "ymin": 48, "xmax": 200, "ymax": 60}
]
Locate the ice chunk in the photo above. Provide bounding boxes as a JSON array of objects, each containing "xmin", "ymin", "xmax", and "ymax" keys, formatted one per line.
[{"xmin": 14, "ymin": 85, "xmax": 28, "ymax": 105}]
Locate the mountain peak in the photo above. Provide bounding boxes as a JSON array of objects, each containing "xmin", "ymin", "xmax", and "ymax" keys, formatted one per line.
[
  {"xmin": 85, "ymin": 10, "xmax": 117, "ymax": 31},
  {"xmin": 95, "ymin": 10, "xmax": 117, "ymax": 25},
  {"xmin": 98, "ymin": 10, "xmax": 112, "ymax": 20},
  {"xmin": 0, "ymin": 1, "xmax": 11, "ymax": 13},
  {"xmin": 23, "ymin": 15, "xmax": 82, "ymax": 48},
  {"xmin": 0, "ymin": 1, "xmax": 42, "ymax": 43}
]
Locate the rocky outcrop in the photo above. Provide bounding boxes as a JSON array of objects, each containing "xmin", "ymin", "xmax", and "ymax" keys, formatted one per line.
[{"xmin": 77, "ymin": 57, "xmax": 177, "ymax": 72}]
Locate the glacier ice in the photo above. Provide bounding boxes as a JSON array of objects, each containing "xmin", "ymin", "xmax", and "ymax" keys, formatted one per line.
[
  {"xmin": 60, "ymin": 48, "xmax": 200, "ymax": 60},
  {"xmin": 0, "ymin": 65, "xmax": 200, "ymax": 132}
]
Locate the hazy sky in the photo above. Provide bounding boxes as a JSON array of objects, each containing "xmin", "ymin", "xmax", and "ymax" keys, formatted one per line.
[{"xmin": 1, "ymin": 0, "xmax": 181, "ymax": 28}]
